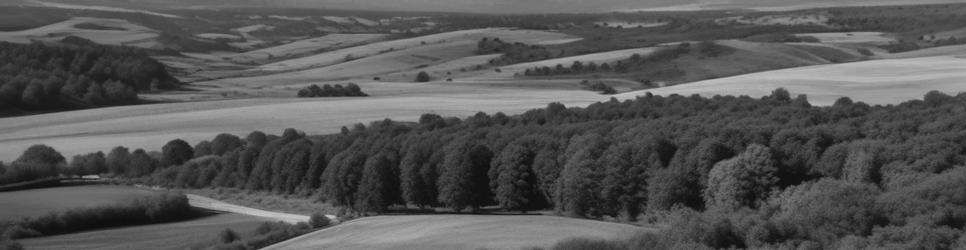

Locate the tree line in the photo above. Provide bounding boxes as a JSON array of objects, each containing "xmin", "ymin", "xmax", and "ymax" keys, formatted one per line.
[
  {"xmin": 0, "ymin": 41, "xmax": 180, "ymax": 116},
  {"xmin": 5, "ymin": 89, "xmax": 966, "ymax": 248},
  {"xmin": 297, "ymin": 83, "xmax": 367, "ymax": 98},
  {"xmin": 523, "ymin": 41, "xmax": 732, "ymax": 78},
  {"xmin": 476, "ymin": 37, "xmax": 555, "ymax": 65}
]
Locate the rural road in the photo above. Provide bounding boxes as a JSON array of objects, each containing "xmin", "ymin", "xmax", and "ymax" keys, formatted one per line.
[{"xmin": 186, "ymin": 194, "xmax": 336, "ymax": 224}]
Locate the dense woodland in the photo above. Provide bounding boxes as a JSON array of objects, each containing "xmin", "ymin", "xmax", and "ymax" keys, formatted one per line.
[
  {"xmin": 0, "ymin": 41, "xmax": 180, "ymax": 116},
  {"xmin": 4, "ymin": 89, "xmax": 966, "ymax": 249}
]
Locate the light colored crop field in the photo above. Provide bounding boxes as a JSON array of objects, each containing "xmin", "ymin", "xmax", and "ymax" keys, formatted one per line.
[
  {"xmin": 622, "ymin": 55, "xmax": 966, "ymax": 106},
  {"xmin": 0, "ymin": 84, "xmax": 604, "ymax": 162},
  {"xmin": 0, "ymin": 185, "xmax": 156, "ymax": 220},
  {"xmin": 26, "ymin": 0, "xmax": 180, "ymax": 18},
  {"xmin": 256, "ymin": 28, "xmax": 578, "ymax": 72},
  {"xmin": 19, "ymin": 213, "xmax": 269, "ymax": 250},
  {"xmin": 225, "ymin": 33, "xmax": 388, "ymax": 63},
  {"xmin": 263, "ymin": 214, "xmax": 643, "ymax": 250},
  {"xmin": 194, "ymin": 33, "xmax": 242, "ymax": 40},
  {"xmin": 0, "ymin": 17, "xmax": 160, "ymax": 48}
]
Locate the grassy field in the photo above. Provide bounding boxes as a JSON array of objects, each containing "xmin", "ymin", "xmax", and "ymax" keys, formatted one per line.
[
  {"xmin": 0, "ymin": 185, "xmax": 155, "ymax": 220},
  {"xmin": 19, "ymin": 213, "xmax": 268, "ymax": 250},
  {"xmin": 797, "ymin": 32, "xmax": 896, "ymax": 45},
  {"xmin": 623, "ymin": 55, "xmax": 966, "ymax": 106},
  {"xmin": 263, "ymin": 214, "xmax": 644, "ymax": 250}
]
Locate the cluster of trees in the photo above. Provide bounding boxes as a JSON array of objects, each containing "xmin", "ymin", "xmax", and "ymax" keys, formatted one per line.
[
  {"xmin": 476, "ymin": 38, "xmax": 554, "ymax": 65},
  {"xmin": 0, "ymin": 145, "xmax": 67, "ymax": 186},
  {"xmin": 9, "ymin": 88, "xmax": 966, "ymax": 248},
  {"xmin": 0, "ymin": 192, "xmax": 193, "ymax": 240},
  {"xmin": 0, "ymin": 41, "xmax": 180, "ymax": 116},
  {"xmin": 297, "ymin": 83, "xmax": 367, "ymax": 98}
]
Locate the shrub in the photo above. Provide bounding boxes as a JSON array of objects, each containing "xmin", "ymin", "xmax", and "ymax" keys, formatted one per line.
[
  {"xmin": 415, "ymin": 71, "xmax": 431, "ymax": 82},
  {"xmin": 0, "ymin": 241, "xmax": 23, "ymax": 250},
  {"xmin": 309, "ymin": 213, "xmax": 331, "ymax": 228},
  {"xmin": 219, "ymin": 228, "xmax": 239, "ymax": 243}
]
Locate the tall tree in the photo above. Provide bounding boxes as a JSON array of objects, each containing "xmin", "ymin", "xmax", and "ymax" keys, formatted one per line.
[
  {"xmin": 437, "ymin": 139, "xmax": 493, "ymax": 212},
  {"xmin": 161, "ymin": 139, "xmax": 194, "ymax": 167},
  {"xmin": 492, "ymin": 141, "xmax": 544, "ymax": 212},
  {"xmin": 704, "ymin": 144, "xmax": 778, "ymax": 210},
  {"xmin": 355, "ymin": 153, "xmax": 397, "ymax": 214}
]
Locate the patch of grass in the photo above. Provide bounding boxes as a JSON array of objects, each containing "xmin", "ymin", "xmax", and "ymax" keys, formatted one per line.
[
  {"xmin": 18, "ymin": 213, "xmax": 267, "ymax": 250},
  {"xmin": 73, "ymin": 22, "xmax": 126, "ymax": 31},
  {"xmin": 186, "ymin": 188, "xmax": 340, "ymax": 216},
  {"xmin": 0, "ymin": 185, "xmax": 155, "ymax": 220}
]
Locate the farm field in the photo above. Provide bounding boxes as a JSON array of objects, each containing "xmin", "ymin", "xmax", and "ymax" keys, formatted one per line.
[
  {"xmin": 223, "ymin": 40, "xmax": 482, "ymax": 87},
  {"xmin": 255, "ymin": 28, "xmax": 577, "ymax": 72},
  {"xmin": 0, "ymin": 85, "xmax": 604, "ymax": 162},
  {"xmin": 263, "ymin": 214, "xmax": 643, "ymax": 250},
  {"xmin": 0, "ymin": 185, "xmax": 155, "ymax": 219},
  {"xmin": 624, "ymin": 55, "xmax": 966, "ymax": 106},
  {"xmin": 224, "ymin": 33, "xmax": 389, "ymax": 63},
  {"xmin": 19, "ymin": 213, "xmax": 268, "ymax": 250}
]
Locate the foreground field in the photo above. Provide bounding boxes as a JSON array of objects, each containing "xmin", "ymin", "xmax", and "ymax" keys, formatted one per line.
[
  {"xmin": 19, "ymin": 213, "xmax": 267, "ymax": 250},
  {"xmin": 623, "ymin": 55, "xmax": 966, "ymax": 106},
  {"xmin": 264, "ymin": 215, "xmax": 642, "ymax": 250},
  {"xmin": 0, "ymin": 185, "xmax": 155, "ymax": 219}
]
